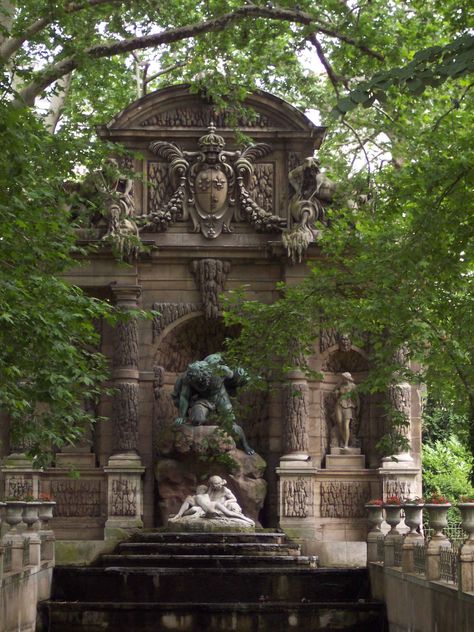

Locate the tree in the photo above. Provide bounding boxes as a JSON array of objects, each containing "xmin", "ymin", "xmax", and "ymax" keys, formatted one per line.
[{"xmin": 0, "ymin": 0, "xmax": 472, "ymax": 460}]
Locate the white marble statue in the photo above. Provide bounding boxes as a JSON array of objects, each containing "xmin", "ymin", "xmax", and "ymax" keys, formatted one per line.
[{"xmin": 169, "ymin": 475, "xmax": 255, "ymax": 527}]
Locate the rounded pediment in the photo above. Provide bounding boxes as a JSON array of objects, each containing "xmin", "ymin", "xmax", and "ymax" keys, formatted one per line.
[{"xmin": 102, "ymin": 84, "xmax": 325, "ymax": 144}]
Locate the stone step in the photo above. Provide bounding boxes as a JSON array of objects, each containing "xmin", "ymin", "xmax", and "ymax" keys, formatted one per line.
[
  {"xmin": 99, "ymin": 553, "xmax": 316, "ymax": 568},
  {"xmin": 38, "ymin": 600, "xmax": 388, "ymax": 632},
  {"xmin": 116, "ymin": 542, "xmax": 300, "ymax": 556},
  {"xmin": 52, "ymin": 567, "xmax": 370, "ymax": 604},
  {"xmin": 131, "ymin": 530, "xmax": 286, "ymax": 544}
]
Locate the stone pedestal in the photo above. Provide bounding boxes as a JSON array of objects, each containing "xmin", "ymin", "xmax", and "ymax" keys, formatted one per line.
[
  {"xmin": 378, "ymin": 462, "xmax": 420, "ymax": 501},
  {"xmin": 384, "ymin": 532, "xmax": 402, "ymax": 567},
  {"xmin": 104, "ymin": 453, "xmax": 145, "ymax": 538},
  {"xmin": 367, "ymin": 532, "xmax": 384, "ymax": 563},
  {"xmin": 1, "ymin": 453, "xmax": 41, "ymax": 499},
  {"xmin": 459, "ymin": 541, "xmax": 474, "ymax": 593},
  {"xmin": 401, "ymin": 532, "xmax": 423, "ymax": 572},
  {"xmin": 277, "ymin": 461, "xmax": 318, "ymax": 551},
  {"xmin": 277, "ymin": 370, "xmax": 318, "ymax": 552},
  {"xmin": 326, "ymin": 448, "xmax": 366, "ymax": 470},
  {"xmin": 55, "ymin": 448, "xmax": 96, "ymax": 469}
]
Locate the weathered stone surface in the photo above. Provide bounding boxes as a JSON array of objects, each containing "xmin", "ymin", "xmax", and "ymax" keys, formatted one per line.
[
  {"xmin": 155, "ymin": 425, "xmax": 266, "ymax": 525},
  {"xmin": 157, "ymin": 425, "xmax": 236, "ymax": 456}
]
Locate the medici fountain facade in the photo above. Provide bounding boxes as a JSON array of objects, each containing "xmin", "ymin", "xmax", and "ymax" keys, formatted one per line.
[{"xmin": 0, "ymin": 85, "xmax": 422, "ymax": 566}]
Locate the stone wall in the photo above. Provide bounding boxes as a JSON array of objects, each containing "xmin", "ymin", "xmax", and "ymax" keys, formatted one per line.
[{"xmin": 370, "ymin": 563, "xmax": 474, "ymax": 632}]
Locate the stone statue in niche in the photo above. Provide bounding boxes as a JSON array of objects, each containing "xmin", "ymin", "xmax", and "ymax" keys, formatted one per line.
[
  {"xmin": 143, "ymin": 124, "xmax": 285, "ymax": 238},
  {"xmin": 334, "ymin": 372, "xmax": 360, "ymax": 449},
  {"xmin": 172, "ymin": 353, "xmax": 255, "ymax": 455},
  {"xmin": 168, "ymin": 475, "xmax": 255, "ymax": 528},
  {"xmin": 99, "ymin": 158, "xmax": 140, "ymax": 259},
  {"xmin": 282, "ymin": 157, "xmax": 335, "ymax": 263}
]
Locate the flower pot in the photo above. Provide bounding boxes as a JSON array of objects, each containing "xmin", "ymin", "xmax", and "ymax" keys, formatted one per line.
[
  {"xmin": 424, "ymin": 503, "xmax": 451, "ymax": 539},
  {"xmin": 5, "ymin": 500, "xmax": 26, "ymax": 530},
  {"xmin": 402, "ymin": 504, "xmax": 424, "ymax": 536},
  {"xmin": 383, "ymin": 504, "xmax": 402, "ymax": 535},
  {"xmin": 22, "ymin": 502, "xmax": 41, "ymax": 530},
  {"xmin": 458, "ymin": 503, "xmax": 474, "ymax": 543},
  {"xmin": 38, "ymin": 501, "xmax": 56, "ymax": 528},
  {"xmin": 365, "ymin": 504, "xmax": 384, "ymax": 533}
]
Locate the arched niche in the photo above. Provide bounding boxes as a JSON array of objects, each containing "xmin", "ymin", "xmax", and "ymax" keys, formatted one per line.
[
  {"xmin": 321, "ymin": 344, "xmax": 370, "ymax": 373},
  {"xmin": 153, "ymin": 313, "xmax": 239, "ymax": 374}
]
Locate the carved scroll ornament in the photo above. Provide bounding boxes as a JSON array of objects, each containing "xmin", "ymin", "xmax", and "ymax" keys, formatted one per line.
[{"xmin": 142, "ymin": 125, "xmax": 284, "ymax": 238}]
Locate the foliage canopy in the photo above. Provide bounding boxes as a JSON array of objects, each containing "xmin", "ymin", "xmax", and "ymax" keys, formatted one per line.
[{"xmin": 0, "ymin": 0, "xmax": 472, "ymax": 463}]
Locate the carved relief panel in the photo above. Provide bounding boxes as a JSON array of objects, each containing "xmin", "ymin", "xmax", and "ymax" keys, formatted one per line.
[{"xmin": 320, "ymin": 481, "xmax": 371, "ymax": 518}]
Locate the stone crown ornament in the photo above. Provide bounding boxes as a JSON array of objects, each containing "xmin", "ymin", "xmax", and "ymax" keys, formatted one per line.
[
  {"xmin": 142, "ymin": 124, "xmax": 285, "ymax": 239},
  {"xmin": 197, "ymin": 124, "xmax": 226, "ymax": 151}
]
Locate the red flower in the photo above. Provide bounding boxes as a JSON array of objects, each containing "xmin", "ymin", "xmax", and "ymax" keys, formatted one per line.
[{"xmin": 384, "ymin": 495, "xmax": 402, "ymax": 505}]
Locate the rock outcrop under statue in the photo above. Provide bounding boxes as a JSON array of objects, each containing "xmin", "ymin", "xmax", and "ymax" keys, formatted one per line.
[{"xmin": 155, "ymin": 425, "xmax": 267, "ymax": 525}]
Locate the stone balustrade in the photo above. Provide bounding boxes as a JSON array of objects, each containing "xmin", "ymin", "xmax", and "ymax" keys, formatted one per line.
[
  {"xmin": 366, "ymin": 501, "xmax": 474, "ymax": 632},
  {"xmin": 0, "ymin": 500, "xmax": 56, "ymax": 632}
]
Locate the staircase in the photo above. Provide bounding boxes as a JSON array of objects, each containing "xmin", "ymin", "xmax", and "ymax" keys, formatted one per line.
[{"xmin": 38, "ymin": 530, "xmax": 387, "ymax": 631}]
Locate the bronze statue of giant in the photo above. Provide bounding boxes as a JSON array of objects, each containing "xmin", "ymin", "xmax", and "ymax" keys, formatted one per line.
[{"xmin": 172, "ymin": 353, "xmax": 255, "ymax": 455}]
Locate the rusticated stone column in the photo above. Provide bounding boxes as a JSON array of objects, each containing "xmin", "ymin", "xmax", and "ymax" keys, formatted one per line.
[
  {"xmin": 111, "ymin": 283, "xmax": 141, "ymax": 454},
  {"xmin": 281, "ymin": 369, "xmax": 310, "ymax": 462},
  {"xmin": 105, "ymin": 283, "xmax": 145, "ymax": 537},
  {"xmin": 277, "ymin": 370, "xmax": 317, "ymax": 554}
]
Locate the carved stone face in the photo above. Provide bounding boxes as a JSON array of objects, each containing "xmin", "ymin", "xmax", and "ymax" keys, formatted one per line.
[
  {"xmin": 209, "ymin": 475, "xmax": 226, "ymax": 490},
  {"xmin": 338, "ymin": 334, "xmax": 352, "ymax": 352}
]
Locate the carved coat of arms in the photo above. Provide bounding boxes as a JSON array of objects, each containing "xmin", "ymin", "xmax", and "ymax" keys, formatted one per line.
[{"xmin": 143, "ymin": 124, "xmax": 285, "ymax": 239}]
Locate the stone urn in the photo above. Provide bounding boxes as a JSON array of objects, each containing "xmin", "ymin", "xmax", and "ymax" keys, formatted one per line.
[
  {"xmin": 402, "ymin": 503, "xmax": 424, "ymax": 536},
  {"xmin": 5, "ymin": 500, "xmax": 26, "ymax": 531},
  {"xmin": 458, "ymin": 503, "xmax": 474, "ymax": 543},
  {"xmin": 38, "ymin": 501, "xmax": 56, "ymax": 528},
  {"xmin": 424, "ymin": 503, "xmax": 451, "ymax": 539},
  {"xmin": 22, "ymin": 501, "xmax": 41, "ymax": 530},
  {"xmin": 383, "ymin": 503, "xmax": 402, "ymax": 535},
  {"xmin": 365, "ymin": 503, "xmax": 384, "ymax": 534}
]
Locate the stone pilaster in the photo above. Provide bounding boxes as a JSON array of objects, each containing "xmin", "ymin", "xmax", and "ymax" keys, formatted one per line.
[
  {"xmin": 111, "ymin": 283, "xmax": 141, "ymax": 455},
  {"xmin": 277, "ymin": 370, "xmax": 317, "ymax": 552},
  {"xmin": 281, "ymin": 370, "xmax": 310, "ymax": 463},
  {"xmin": 105, "ymin": 283, "xmax": 145, "ymax": 537}
]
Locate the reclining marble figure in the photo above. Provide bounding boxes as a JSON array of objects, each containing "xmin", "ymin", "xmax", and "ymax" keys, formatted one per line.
[
  {"xmin": 172, "ymin": 353, "xmax": 255, "ymax": 455},
  {"xmin": 169, "ymin": 475, "xmax": 255, "ymax": 526}
]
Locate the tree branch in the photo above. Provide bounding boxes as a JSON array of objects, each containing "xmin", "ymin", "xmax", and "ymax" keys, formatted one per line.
[
  {"xmin": 15, "ymin": 3, "xmax": 384, "ymax": 106},
  {"xmin": 0, "ymin": 0, "xmax": 126, "ymax": 62},
  {"xmin": 308, "ymin": 33, "xmax": 349, "ymax": 95}
]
